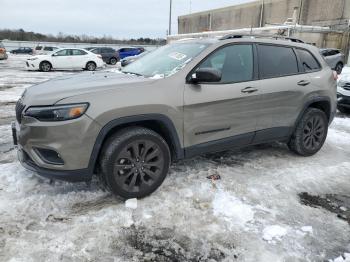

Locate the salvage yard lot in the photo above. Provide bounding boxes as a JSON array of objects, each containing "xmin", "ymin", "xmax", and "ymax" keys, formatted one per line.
[{"xmin": 0, "ymin": 54, "xmax": 349, "ymax": 262}]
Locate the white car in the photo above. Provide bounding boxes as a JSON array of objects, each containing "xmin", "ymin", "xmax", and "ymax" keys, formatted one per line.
[
  {"xmin": 26, "ymin": 48, "xmax": 105, "ymax": 72},
  {"xmin": 337, "ymin": 65, "xmax": 350, "ymax": 114}
]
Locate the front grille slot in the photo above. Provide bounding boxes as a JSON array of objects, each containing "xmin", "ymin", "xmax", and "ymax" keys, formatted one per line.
[{"xmin": 15, "ymin": 99, "xmax": 25, "ymax": 123}]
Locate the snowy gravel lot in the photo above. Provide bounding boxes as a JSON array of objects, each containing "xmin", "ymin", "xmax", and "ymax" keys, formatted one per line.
[{"xmin": 0, "ymin": 54, "xmax": 350, "ymax": 262}]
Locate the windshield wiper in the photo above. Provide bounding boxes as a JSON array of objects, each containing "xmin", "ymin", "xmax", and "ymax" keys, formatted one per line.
[{"xmin": 122, "ymin": 71, "xmax": 143, "ymax": 77}]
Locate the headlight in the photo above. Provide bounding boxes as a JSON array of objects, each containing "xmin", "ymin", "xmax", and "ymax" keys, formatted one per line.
[
  {"xmin": 24, "ymin": 103, "xmax": 89, "ymax": 121},
  {"xmin": 27, "ymin": 57, "xmax": 38, "ymax": 61}
]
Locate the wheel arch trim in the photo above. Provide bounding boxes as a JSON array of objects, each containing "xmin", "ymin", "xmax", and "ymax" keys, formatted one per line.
[
  {"xmin": 87, "ymin": 114, "xmax": 184, "ymax": 175},
  {"xmin": 294, "ymin": 96, "xmax": 333, "ymax": 132}
]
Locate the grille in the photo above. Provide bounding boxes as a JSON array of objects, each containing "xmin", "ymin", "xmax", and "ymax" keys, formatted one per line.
[
  {"xmin": 15, "ymin": 99, "xmax": 25, "ymax": 123},
  {"xmin": 343, "ymin": 83, "xmax": 350, "ymax": 91}
]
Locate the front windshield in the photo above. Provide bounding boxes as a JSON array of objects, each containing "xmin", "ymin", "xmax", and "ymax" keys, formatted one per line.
[{"xmin": 121, "ymin": 42, "xmax": 210, "ymax": 78}]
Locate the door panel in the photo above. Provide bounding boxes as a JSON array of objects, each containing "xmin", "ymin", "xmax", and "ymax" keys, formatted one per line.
[
  {"xmin": 184, "ymin": 44, "xmax": 259, "ymax": 148},
  {"xmin": 254, "ymin": 75, "xmax": 307, "ymax": 131},
  {"xmin": 184, "ymin": 81, "xmax": 261, "ymax": 147},
  {"xmin": 253, "ymin": 45, "xmax": 313, "ymax": 139}
]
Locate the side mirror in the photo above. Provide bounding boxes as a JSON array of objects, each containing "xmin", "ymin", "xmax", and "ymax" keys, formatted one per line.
[
  {"xmin": 52, "ymin": 53, "xmax": 57, "ymax": 57},
  {"xmin": 190, "ymin": 68, "xmax": 221, "ymax": 84}
]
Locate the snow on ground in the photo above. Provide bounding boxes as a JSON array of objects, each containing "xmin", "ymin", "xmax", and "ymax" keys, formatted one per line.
[{"xmin": 0, "ymin": 54, "xmax": 350, "ymax": 261}]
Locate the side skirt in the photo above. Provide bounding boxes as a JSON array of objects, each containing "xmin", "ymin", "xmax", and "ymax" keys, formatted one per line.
[{"xmin": 184, "ymin": 127, "xmax": 292, "ymax": 159}]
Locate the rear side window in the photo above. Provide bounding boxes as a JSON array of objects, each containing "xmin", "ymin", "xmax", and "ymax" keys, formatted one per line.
[
  {"xmin": 72, "ymin": 49, "xmax": 87, "ymax": 55},
  {"xmin": 258, "ymin": 45, "xmax": 298, "ymax": 78},
  {"xmin": 35, "ymin": 46, "xmax": 42, "ymax": 50},
  {"xmin": 44, "ymin": 47, "xmax": 53, "ymax": 51},
  {"xmin": 295, "ymin": 49, "xmax": 320, "ymax": 72}
]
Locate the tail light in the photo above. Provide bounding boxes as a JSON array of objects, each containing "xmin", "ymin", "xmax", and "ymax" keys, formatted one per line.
[{"xmin": 333, "ymin": 71, "xmax": 338, "ymax": 81}]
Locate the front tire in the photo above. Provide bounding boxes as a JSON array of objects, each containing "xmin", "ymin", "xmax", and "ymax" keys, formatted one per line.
[
  {"xmin": 86, "ymin": 61, "xmax": 96, "ymax": 71},
  {"xmin": 288, "ymin": 108, "xmax": 328, "ymax": 156},
  {"xmin": 39, "ymin": 61, "xmax": 52, "ymax": 72},
  {"xmin": 99, "ymin": 127, "xmax": 171, "ymax": 199}
]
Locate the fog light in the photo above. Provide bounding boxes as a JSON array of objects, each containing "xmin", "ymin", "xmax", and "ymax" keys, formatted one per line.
[{"xmin": 34, "ymin": 148, "xmax": 64, "ymax": 165}]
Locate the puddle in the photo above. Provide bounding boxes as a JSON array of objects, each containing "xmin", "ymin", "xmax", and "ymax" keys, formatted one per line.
[{"xmin": 299, "ymin": 192, "xmax": 350, "ymax": 225}]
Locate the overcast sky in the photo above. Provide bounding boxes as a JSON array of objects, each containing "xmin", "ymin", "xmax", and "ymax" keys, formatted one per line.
[{"xmin": 0, "ymin": 0, "xmax": 253, "ymax": 38}]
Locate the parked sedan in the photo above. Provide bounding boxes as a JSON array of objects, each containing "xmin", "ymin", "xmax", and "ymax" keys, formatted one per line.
[
  {"xmin": 118, "ymin": 47, "xmax": 145, "ymax": 59},
  {"xmin": 10, "ymin": 47, "xmax": 33, "ymax": 54},
  {"xmin": 320, "ymin": 48, "xmax": 345, "ymax": 74},
  {"xmin": 90, "ymin": 47, "xmax": 120, "ymax": 65},
  {"xmin": 337, "ymin": 66, "xmax": 350, "ymax": 114},
  {"xmin": 25, "ymin": 48, "xmax": 104, "ymax": 72},
  {"xmin": 0, "ymin": 41, "xmax": 8, "ymax": 60}
]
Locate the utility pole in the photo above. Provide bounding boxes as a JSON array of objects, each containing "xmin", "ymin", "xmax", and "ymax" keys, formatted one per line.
[{"xmin": 168, "ymin": 0, "xmax": 173, "ymax": 35}]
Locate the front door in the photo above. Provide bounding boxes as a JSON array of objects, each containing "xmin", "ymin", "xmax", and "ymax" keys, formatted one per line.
[{"xmin": 184, "ymin": 44, "xmax": 261, "ymax": 155}]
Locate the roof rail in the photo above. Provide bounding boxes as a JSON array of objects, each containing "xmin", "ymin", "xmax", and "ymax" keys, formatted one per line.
[{"xmin": 219, "ymin": 34, "xmax": 305, "ymax": 43}]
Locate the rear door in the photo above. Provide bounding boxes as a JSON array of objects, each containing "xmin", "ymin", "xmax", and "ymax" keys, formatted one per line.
[
  {"xmin": 184, "ymin": 44, "xmax": 261, "ymax": 152},
  {"xmin": 71, "ymin": 49, "xmax": 88, "ymax": 68},
  {"xmin": 252, "ymin": 44, "xmax": 315, "ymax": 143}
]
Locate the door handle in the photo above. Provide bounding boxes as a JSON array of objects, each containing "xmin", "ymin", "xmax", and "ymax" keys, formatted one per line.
[
  {"xmin": 241, "ymin": 87, "xmax": 258, "ymax": 94},
  {"xmin": 297, "ymin": 80, "xmax": 310, "ymax": 86}
]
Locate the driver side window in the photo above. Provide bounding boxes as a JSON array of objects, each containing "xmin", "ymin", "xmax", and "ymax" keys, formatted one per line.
[
  {"xmin": 198, "ymin": 44, "xmax": 254, "ymax": 83},
  {"xmin": 54, "ymin": 49, "xmax": 69, "ymax": 56}
]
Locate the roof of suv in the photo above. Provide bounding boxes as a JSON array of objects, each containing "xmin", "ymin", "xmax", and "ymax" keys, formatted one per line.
[{"xmin": 176, "ymin": 35, "xmax": 315, "ymax": 51}]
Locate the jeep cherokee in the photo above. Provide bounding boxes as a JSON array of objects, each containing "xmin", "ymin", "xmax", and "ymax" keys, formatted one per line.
[{"xmin": 12, "ymin": 35, "xmax": 337, "ymax": 198}]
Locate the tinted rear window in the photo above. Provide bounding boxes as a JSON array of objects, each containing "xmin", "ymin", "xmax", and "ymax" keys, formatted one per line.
[
  {"xmin": 258, "ymin": 45, "xmax": 298, "ymax": 78},
  {"xmin": 296, "ymin": 49, "xmax": 320, "ymax": 72}
]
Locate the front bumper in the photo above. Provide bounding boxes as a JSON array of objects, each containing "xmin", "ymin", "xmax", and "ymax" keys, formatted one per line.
[
  {"xmin": 12, "ymin": 113, "xmax": 101, "ymax": 182},
  {"xmin": 17, "ymin": 147, "xmax": 90, "ymax": 182},
  {"xmin": 25, "ymin": 60, "xmax": 39, "ymax": 70},
  {"xmin": 337, "ymin": 92, "xmax": 350, "ymax": 108}
]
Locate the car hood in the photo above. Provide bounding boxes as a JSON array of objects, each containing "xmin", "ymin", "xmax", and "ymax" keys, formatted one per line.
[
  {"xmin": 27, "ymin": 54, "xmax": 50, "ymax": 60},
  {"xmin": 22, "ymin": 71, "xmax": 154, "ymax": 106}
]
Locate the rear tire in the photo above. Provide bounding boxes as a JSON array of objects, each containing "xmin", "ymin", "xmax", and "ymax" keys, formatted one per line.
[
  {"xmin": 99, "ymin": 127, "xmax": 171, "ymax": 199},
  {"xmin": 288, "ymin": 108, "xmax": 328, "ymax": 156},
  {"xmin": 86, "ymin": 61, "xmax": 96, "ymax": 71},
  {"xmin": 39, "ymin": 61, "xmax": 51, "ymax": 72}
]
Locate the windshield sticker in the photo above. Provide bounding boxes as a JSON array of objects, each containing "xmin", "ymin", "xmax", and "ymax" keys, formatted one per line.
[{"xmin": 168, "ymin": 52, "xmax": 187, "ymax": 61}]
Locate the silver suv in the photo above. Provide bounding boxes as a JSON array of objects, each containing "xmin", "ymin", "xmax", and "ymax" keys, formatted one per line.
[{"xmin": 13, "ymin": 35, "xmax": 337, "ymax": 198}]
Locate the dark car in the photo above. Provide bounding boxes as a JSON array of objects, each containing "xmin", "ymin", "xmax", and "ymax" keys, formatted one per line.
[
  {"xmin": 118, "ymin": 47, "xmax": 145, "ymax": 59},
  {"xmin": 90, "ymin": 47, "xmax": 120, "ymax": 65},
  {"xmin": 10, "ymin": 47, "xmax": 33, "ymax": 54}
]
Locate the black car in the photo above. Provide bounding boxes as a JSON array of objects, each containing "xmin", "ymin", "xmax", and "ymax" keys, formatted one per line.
[
  {"xmin": 90, "ymin": 47, "xmax": 120, "ymax": 65},
  {"xmin": 10, "ymin": 47, "xmax": 33, "ymax": 54}
]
